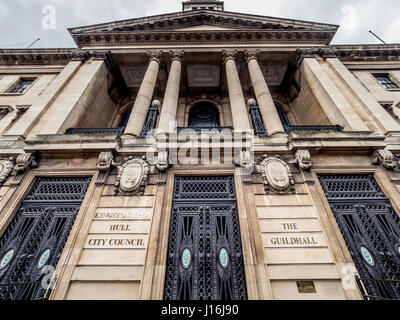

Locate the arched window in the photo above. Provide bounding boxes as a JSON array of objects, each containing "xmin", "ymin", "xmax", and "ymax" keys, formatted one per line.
[
  {"xmin": 188, "ymin": 103, "xmax": 220, "ymax": 128},
  {"xmin": 119, "ymin": 108, "xmax": 132, "ymax": 128},
  {"xmin": 276, "ymin": 105, "xmax": 290, "ymax": 128}
]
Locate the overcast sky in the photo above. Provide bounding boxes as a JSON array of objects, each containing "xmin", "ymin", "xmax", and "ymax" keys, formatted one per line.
[{"xmin": 0, "ymin": 0, "xmax": 399, "ymax": 48}]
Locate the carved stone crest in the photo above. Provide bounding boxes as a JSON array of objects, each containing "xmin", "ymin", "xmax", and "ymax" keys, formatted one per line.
[
  {"xmin": 115, "ymin": 157, "xmax": 150, "ymax": 196},
  {"xmin": 295, "ymin": 150, "xmax": 312, "ymax": 171},
  {"xmin": 259, "ymin": 156, "xmax": 295, "ymax": 194},
  {"xmin": 14, "ymin": 153, "xmax": 38, "ymax": 174},
  {"xmin": 96, "ymin": 151, "xmax": 116, "ymax": 172},
  {"xmin": 372, "ymin": 148, "xmax": 396, "ymax": 170},
  {"xmin": 0, "ymin": 158, "xmax": 15, "ymax": 186}
]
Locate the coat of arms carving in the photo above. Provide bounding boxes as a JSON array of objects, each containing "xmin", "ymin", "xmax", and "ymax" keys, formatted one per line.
[
  {"xmin": 115, "ymin": 157, "xmax": 150, "ymax": 196},
  {"xmin": 0, "ymin": 158, "xmax": 15, "ymax": 186},
  {"xmin": 259, "ymin": 156, "xmax": 295, "ymax": 194}
]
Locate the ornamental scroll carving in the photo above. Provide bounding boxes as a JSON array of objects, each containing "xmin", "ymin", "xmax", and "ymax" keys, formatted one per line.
[
  {"xmin": 259, "ymin": 156, "xmax": 295, "ymax": 194},
  {"xmin": 96, "ymin": 151, "xmax": 116, "ymax": 172},
  {"xmin": 295, "ymin": 150, "xmax": 312, "ymax": 171},
  {"xmin": 115, "ymin": 157, "xmax": 150, "ymax": 196},
  {"xmin": 372, "ymin": 148, "xmax": 396, "ymax": 170},
  {"xmin": 14, "ymin": 153, "xmax": 38, "ymax": 174},
  {"xmin": 0, "ymin": 158, "xmax": 15, "ymax": 186}
]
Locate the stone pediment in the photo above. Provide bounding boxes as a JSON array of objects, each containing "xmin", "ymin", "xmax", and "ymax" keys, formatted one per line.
[{"xmin": 69, "ymin": 9, "xmax": 339, "ymax": 47}]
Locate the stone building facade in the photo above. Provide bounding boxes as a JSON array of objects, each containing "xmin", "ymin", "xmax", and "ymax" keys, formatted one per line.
[{"xmin": 0, "ymin": 0, "xmax": 400, "ymax": 300}]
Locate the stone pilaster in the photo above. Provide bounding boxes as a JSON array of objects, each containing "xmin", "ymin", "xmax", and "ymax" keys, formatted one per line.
[
  {"xmin": 124, "ymin": 50, "xmax": 163, "ymax": 137},
  {"xmin": 157, "ymin": 50, "xmax": 184, "ymax": 134},
  {"xmin": 223, "ymin": 50, "xmax": 251, "ymax": 132},
  {"xmin": 245, "ymin": 49, "xmax": 285, "ymax": 136}
]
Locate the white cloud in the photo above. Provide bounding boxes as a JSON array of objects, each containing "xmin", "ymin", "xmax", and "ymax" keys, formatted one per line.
[
  {"xmin": 0, "ymin": 4, "xmax": 8, "ymax": 18},
  {"xmin": 340, "ymin": 5, "xmax": 357, "ymax": 31}
]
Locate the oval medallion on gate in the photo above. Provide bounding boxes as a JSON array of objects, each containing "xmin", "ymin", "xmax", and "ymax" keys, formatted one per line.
[
  {"xmin": 219, "ymin": 248, "xmax": 229, "ymax": 269},
  {"xmin": 360, "ymin": 246, "xmax": 375, "ymax": 267},
  {"xmin": 0, "ymin": 249, "xmax": 14, "ymax": 269},
  {"xmin": 182, "ymin": 248, "xmax": 192, "ymax": 269},
  {"xmin": 38, "ymin": 249, "xmax": 51, "ymax": 269}
]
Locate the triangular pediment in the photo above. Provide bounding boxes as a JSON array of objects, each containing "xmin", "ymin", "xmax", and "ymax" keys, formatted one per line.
[{"xmin": 69, "ymin": 9, "xmax": 339, "ymax": 46}]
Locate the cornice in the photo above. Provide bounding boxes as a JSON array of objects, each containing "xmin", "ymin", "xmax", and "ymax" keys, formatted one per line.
[
  {"xmin": 0, "ymin": 49, "xmax": 76, "ymax": 65},
  {"xmin": 73, "ymin": 30, "xmax": 334, "ymax": 47},
  {"xmin": 0, "ymin": 49, "xmax": 114, "ymax": 66}
]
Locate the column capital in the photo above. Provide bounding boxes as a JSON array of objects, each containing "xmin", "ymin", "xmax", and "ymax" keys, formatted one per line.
[
  {"xmin": 295, "ymin": 48, "xmax": 319, "ymax": 68},
  {"xmin": 169, "ymin": 50, "xmax": 184, "ymax": 63},
  {"xmin": 244, "ymin": 49, "xmax": 260, "ymax": 64},
  {"xmin": 318, "ymin": 47, "xmax": 338, "ymax": 60},
  {"xmin": 147, "ymin": 50, "xmax": 163, "ymax": 64},
  {"xmin": 222, "ymin": 50, "xmax": 238, "ymax": 64}
]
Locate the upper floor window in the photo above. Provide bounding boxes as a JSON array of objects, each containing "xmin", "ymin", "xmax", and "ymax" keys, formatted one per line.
[
  {"xmin": 373, "ymin": 74, "xmax": 399, "ymax": 90},
  {"xmin": 7, "ymin": 78, "xmax": 35, "ymax": 94},
  {"xmin": 189, "ymin": 103, "xmax": 220, "ymax": 128}
]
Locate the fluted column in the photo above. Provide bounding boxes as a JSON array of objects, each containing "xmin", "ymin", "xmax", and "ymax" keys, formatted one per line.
[
  {"xmin": 124, "ymin": 50, "xmax": 163, "ymax": 137},
  {"xmin": 245, "ymin": 49, "xmax": 285, "ymax": 136},
  {"xmin": 157, "ymin": 50, "xmax": 184, "ymax": 134},
  {"xmin": 223, "ymin": 50, "xmax": 251, "ymax": 132}
]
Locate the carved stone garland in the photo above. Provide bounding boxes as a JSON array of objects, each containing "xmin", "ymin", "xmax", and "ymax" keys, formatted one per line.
[
  {"xmin": 259, "ymin": 155, "xmax": 295, "ymax": 194},
  {"xmin": 115, "ymin": 156, "xmax": 150, "ymax": 196}
]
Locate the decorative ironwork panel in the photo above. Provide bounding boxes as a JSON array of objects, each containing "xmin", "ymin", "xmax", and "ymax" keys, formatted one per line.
[
  {"xmin": 319, "ymin": 174, "xmax": 400, "ymax": 300},
  {"xmin": 0, "ymin": 177, "xmax": 91, "ymax": 300},
  {"xmin": 164, "ymin": 176, "xmax": 247, "ymax": 301},
  {"xmin": 140, "ymin": 106, "xmax": 159, "ymax": 138},
  {"xmin": 249, "ymin": 104, "xmax": 267, "ymax": 137},
  {"xmin": 66, "ymin": 127, "xmax": 125, "ymax": 135},
  {"xmin": 284, "ymin": 125, "xmax": 344, "ymax": 133}
]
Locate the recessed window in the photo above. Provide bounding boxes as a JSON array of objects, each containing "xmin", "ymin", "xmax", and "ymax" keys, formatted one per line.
[
  {"xmin": 7, "ymin": 78, "xmax": 35, "ymax": 94},
  {"xmin": 373, "ymin": 74, "xmax": 399, "ymax": 90}
]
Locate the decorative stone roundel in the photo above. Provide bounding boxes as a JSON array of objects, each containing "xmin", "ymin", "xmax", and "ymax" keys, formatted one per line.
[
  {"xmin": 360, "ymin": 246, "xmax": 375, "ymax": 267},
  {"xmin": 115, "ymin": 157, "xmax": 150, "ymax": 196}
]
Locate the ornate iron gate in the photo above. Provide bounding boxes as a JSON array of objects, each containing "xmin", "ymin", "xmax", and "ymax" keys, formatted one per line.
[
  {"xmin": 318, "ymin": 174, "xmax": 400, "ymax": 300},
  {"xmin": 0, "ymin": 177, "xmax": 91, "ymax": 300},
  {"xmin": 164, "ymin": 176, "xmax": 247, "ymax": 301}
]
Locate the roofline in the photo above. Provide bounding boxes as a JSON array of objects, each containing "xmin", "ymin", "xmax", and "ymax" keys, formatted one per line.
[{"xmin": 68, "ymin": 9, "xmax": 339, "ymax": 34}]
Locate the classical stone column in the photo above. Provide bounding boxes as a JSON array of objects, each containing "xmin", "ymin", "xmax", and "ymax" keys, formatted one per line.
[
  {"xmin": 157, "ymin": 50, "xmax": 184, "ymax": 134},
  {"xmin": 124, "ymin": 50, "xmax": 163, "ymax": 137},
  {"xmin": 222, "ymin": 50, "xmax": 251, "ymax": 132},
  {"xmin": 245, "ymin": 49, "xmax": 285, "ymax": 136}
]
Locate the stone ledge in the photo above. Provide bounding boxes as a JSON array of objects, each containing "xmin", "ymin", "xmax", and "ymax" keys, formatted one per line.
[
  {"xmin": 23, "ymin": 134, "xmax": 120, "ymax": 154},
  {"xmin": 287, "ymin": 131, "xmax": 386, "ymax": 151}
]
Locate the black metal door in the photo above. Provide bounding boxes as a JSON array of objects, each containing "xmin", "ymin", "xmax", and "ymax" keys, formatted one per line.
[
  {"xmin": 164, "ymin": 176, "xmax": 247, "ymax": 300},
  {"xmin": 319, "ymin": 174, "xmax": 400, "ymax": 299},
  {"xmin": 0, "ymin": 177, "xmax": 91, "ymax": 300}
]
